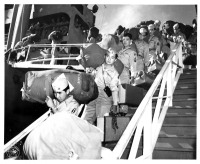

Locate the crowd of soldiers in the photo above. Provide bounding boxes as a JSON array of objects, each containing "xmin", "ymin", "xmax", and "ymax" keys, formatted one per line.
[
  {"xmin": 82, "ymin": 18, "xmax": 197, "ymax": 118},
  {"xmin": 9, "ymin": 18, "xmax": 197, "ymax": 160},
  {"xmin": 113, "ymin": 19, "xmax": 197, "ymax": 67}
]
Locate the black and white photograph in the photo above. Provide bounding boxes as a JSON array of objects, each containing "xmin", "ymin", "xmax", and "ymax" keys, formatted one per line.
[{"xmin": 3, "ymin": 1, "xmax": 198, "ymax": 160}]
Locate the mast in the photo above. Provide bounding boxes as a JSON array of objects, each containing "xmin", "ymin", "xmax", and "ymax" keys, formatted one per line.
[{"xmin": 7, "ymin": 4, "xmax": 32, "ymax": 50}]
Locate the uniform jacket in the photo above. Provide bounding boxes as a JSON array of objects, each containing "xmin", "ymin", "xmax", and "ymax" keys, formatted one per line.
[
  {"xmin": 118, "ymin": 46, "xmax": 137, "ymax": 77},
  {"xmin": 148, "ymin": 35, "xmax": 161, "ymax": 56},
  {"xmin": 53, "ymin": 95, "xmax": 80, "ymax": 115},
  {"xmin": 169, "ymin": 31, "xmax": 186, "ymax": 43},
  {"xmin": 134, "ymin": 39, "xmax": 150, "ymax": 65},
  {"xmin": 95, "ymin": 64, "xmax": 119, "ymax": 92}
]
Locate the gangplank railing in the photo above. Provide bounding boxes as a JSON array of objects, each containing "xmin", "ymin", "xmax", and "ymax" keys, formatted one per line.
[
  {"xmin": 4, "ymin": 42, "xmax": 183, "ymax": 159},
  {"xmin": 9, "ymin": 43, "xmax": 90, "ymax": 70},
  {"xmin": 111, "ymin": 42, "xmax": 183, "ymax": 159}
]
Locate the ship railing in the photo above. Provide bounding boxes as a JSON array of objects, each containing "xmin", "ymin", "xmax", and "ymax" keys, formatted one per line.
[
  {"xmin": 111, "ymin": 42, "xmax": 183, "ymax": 159},
  {"xmin": 4, "ymin": 42, "xmax": 183, "ymax": 159},
  {"xmin": 11, "ymin": 43, "xmax": 90, "ymax": 70}
]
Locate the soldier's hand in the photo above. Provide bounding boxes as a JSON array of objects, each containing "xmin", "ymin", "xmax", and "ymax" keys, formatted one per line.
[
  {"xmin": 110, "ymin": 105, "xmax": 119, "ymax": 114},
  {"xmin": 45, "ymin": 96, "xmax": 55, "ymax": 109}
]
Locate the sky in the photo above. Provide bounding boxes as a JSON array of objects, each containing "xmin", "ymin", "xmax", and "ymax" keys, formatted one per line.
[{"xmin": 88, "ymin": 4, "xmax": 197, "ymax": 35}]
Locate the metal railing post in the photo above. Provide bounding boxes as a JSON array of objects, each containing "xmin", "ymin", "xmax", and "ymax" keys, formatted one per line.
[
  {"xmin": 178, "ymin": 43, "xmax": 183, "ymax": 73},
  {"xmin": 167, "ymin": 61, "xmax": 173, "ymax": 106},
  {"xmin": 50, "ymin": 45, "xmax": 56, "ymax": 65},
  {"xmin": 143, "ymin": 99, "xmax": 152, "ymax": 159}
]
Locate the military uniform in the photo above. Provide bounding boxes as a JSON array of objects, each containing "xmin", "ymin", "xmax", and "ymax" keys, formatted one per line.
[
  {"xmin": 168, "ymin": 31, "xmax": 186, "ymax": 43},
  {"xmin": 52, "ymin": 95, "xmax": 80, "ymax": 115},
  {"xmin": 154, "ymin": 29, "xmax": 162, "ymax": 40},
  {"xmin": 134, "ymin": 39, "xmax": 150, "ymax": 72},
  {"xmin": 82, "ymin": 64, "xmax": 119, "ymax": 124},
  {"xmin": 23, "ymin": 73, "xmax": 102, "ymax": 159},
  {"xmin": 148, "ymin": 35, "xmax": 161, "ymax": 60},
  {"xmin": 168, "ymin": 31, "xmax": 186, "ymax": 52},
  {"xmin": 160, "ymin": 35, "xmax": 171, "ymax": 59},
  {"xmin": 118, "ymin": 46, "xmax": 137, "ymax": 83}
]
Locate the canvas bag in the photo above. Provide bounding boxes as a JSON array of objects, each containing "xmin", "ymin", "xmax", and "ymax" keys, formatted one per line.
[{"xmin": 22, "ymin": 69, "xmax": 98, "ymax": 104}]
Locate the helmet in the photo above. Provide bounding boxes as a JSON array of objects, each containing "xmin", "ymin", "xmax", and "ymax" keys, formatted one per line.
[
  {"xmin": 154, "ymin": 20, "xmax": 161, "ymax": 26},
  {"xmin": 148, "ymin": 24, "xmax": 155, "ymax": 30}
]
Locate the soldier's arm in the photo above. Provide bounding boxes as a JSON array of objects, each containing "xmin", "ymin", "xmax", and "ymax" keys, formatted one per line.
[
  {"xmin": 129, "ymin": 50, "xmax": 137, "ymax": 78},
  {"xmin": 144, "ymin": 44, "xmax": 150, "ymax": 66},
  {"xmin": 155, "ymin": 37, "xmax": 161, "ymax": 54}
]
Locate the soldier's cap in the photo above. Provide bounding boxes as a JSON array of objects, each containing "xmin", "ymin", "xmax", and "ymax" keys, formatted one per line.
[
  {"xmin": 139, "ymin": 28, "xmax": 148, "ymax": 36},
  {"xmin": 107, "ymin": 47, "xmax": 117, "ymax": 55},
  {"xmin": 148, "ymin": 24, "xmax": 155, "ymax": 30},
  {"xmin": 173, "ymin": 23, "xmax": 179, "ymax": 30},
  {"xmin": 52, "ymin": 73, "xmax": 74, "ymax": 92},
  {"xmin": 154, "ymin": 20, "xmax": 161, "ymax": 26}
]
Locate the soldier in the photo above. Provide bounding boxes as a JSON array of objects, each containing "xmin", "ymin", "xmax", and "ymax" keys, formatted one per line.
[
  {"xmin": 154, "ymin": 20, "xmax": 161, "ymax": 30},
  {"xmin": 86, "ymin": 27, "xmax": 100, "ymax": 43},
  {"xmin": 134, "ymin": 28, "xmax": 150, "ymax": 73},
  {"xmin": 118, "ymin": 33, "xmax": 137, "ymax": 84},
  {"xmin": 45, "ymin": 73, "xmax": 79, "ymax": 115},
  {"xmin": 148, "ymin": 24, "xmax": 161, "ymax": 60},
  {"xmin": 167, "ymin": 23, "xmax": 186, "ymax": 52},
  {"xmin": 82, "ymin": 48, "xmax": 120, "ymax": 124},
  {"xmin": 167, "ymin": 23, "xmax": 186, "ymax": 43},
  {"xmin": 23, "ymin": 73, "xmax": 102, "ymax": 159},
  {"xmin": 118, "ymin": 33, "xmax": 137, "ymax": 114},
  {"xmin": 154, "ymin": 20, "xmax": 162, "ymax": 40}
]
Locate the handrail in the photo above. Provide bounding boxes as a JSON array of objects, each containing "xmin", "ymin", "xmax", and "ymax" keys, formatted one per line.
[
  {"xmin": 4, "ymin": 110, "xmax": 51, "ymax": 153},
  {"xmin": 112, "ymin": 42, "xmax": 183, "ymax": 159},
  {"xmin": 4, "ymin": 42, "xmax": 183, "ymax": 159},
  {"xmin": 7, "ymin": 44, "xmax": 87, "ymax": 70},
  {"xmin": 26, "ymin": 43, "xmax": 90, "ymax": 47},
  {"xmin": 23, "ymin": 44, "xmax": 86, "ymax": 66}
]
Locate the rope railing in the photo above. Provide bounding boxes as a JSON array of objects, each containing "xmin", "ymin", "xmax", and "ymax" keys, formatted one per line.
[{"xmin": 112, "ymin": 42, "xmax": 183, "ymax": 159}]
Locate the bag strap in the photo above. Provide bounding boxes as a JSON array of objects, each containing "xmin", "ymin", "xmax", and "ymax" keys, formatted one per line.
[{"xmin": 102, "ymin": 65, "xmax": 107, "ymax": 87}]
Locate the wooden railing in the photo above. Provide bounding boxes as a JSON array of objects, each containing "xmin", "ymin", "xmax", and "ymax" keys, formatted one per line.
[{"xmin": 111, "ymin": 42, "xmax": 183, "ymax": 159}]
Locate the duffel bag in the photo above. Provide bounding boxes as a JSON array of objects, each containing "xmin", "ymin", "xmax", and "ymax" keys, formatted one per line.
[
  {"xmin": 118, "ymin": 84, "xmax": 144, "ymax": 107},
  {"xmin": 113, "ymin": 59, "xmax": 124, "ymax": 76},
  {"xmin": 22, "ymin": 69, "xmax": 98, "ymax": 104},
  {"xmin": 79, "ymin": 43, "xmax": 107, "ymax": 69}
]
